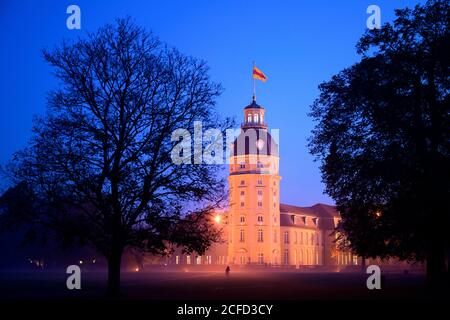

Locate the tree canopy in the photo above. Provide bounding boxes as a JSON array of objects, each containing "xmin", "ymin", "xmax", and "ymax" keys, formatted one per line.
[
  {"xmin": 4, "ymin": 18, "xmax": 230, "ymax": 295},
  {"xmin": 309, "ymin": 0, "xmax": 449, "ymax": 286}
]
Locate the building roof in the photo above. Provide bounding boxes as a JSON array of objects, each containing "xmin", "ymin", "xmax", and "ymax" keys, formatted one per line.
[
  {"xmin": 244, "ymin": 100, "xmax": 264, "ymax": 109},
  {"xmin": 279, "ymin": 203, "xmax": 339, "ymax": 230}
]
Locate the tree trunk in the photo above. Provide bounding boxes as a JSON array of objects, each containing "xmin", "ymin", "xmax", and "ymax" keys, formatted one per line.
[{"xmin": 107, "ymin": 247, "xmax": 123, "ymax": 297}]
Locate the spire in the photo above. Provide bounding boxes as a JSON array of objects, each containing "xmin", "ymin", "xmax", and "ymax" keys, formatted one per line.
[{"xmin": 252, "ymin": 61, "xmax": 256, "ymax": 102}]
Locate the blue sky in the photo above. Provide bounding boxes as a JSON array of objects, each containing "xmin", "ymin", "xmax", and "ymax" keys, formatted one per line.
[{"xmin": 0, "ymin": 0, "xmax": 426, "ymax": 204}]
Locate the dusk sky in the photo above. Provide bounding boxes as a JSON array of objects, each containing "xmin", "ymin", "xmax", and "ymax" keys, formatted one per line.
[{"xmin": 0, "ymin": 0, "xmax": 426, "ymax": 205}]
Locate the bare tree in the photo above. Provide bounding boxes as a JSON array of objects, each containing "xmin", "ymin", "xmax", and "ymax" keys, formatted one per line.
[{"xmin": 7, "ymin": 18, "xmax": 230, "ymax": 296}]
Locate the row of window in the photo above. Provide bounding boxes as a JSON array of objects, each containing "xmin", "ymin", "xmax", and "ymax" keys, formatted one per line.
[
  {"xmin": 238, "ymin": 215, "xmax": 267, "ymax": 224},
  {"xmin": 239, "ymin": 180, "xmax": 277, "ymax": 186},
  {"xmin": 246, "ymin": 113, "xmax": 263, "ymax": 123},
  {"xmin": 291, "ymin": 215, "xmax": 318, "ymax": 226},
  {"xmin": 240, "ymin": 190, "xmax": 276, "ymax": 196},
  {"xmin": 239, "ymin": 162, "xmax": 265, "ymax": 169},
  {"xmin": 240, "ymin": 228, "xmax": 267, "ymax": 242},
  {"xmin": 283, "ymin": 249, "xmax": 321, "ymax": 265},
  {"xmin": 237, "ymin": 229, "xmax": 321, "ymax": 245},
  {"xmin": 240, "ymin": 201, "xmax": 265, "ymax": 207},
  {"xmin": 283, "ymin": 231, "xmax": 321, "ymax": 246},
  {"xmin": 238, "ymin": 250, "xmax": 320, "ymax": 265},
  {"xmin": 175, "ymin": 255, "xmax": 228, "ymax": 265}
]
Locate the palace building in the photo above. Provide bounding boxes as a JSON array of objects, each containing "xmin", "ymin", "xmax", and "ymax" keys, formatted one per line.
[{"xmin": 166, "ymin": 97, "xmax": 358, "ymax": 268}]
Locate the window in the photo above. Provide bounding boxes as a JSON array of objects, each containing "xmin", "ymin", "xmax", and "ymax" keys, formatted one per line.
[
  {"xmin": 258, "ymin": 201, "xmax": 262, "ymax": 207},
  {"xmin": 311, "ymin": 234, "xmax": 314, "ymax": 245},
  {"xmin": 257, "ymin": 229, "xmax": 264, "ymax": 242},
  {"xmin": 240, "ymin": 191, "xmax": 245, "ymax": 196},
  {"xmin": 257, "ymin": 215, "xmax": 264, "ymax": 223},
  {"xmin": 300, "ymin": 232, "xmax": 303, "ymax": 244},
  {"xmin": 175, "ymin": 256, "xmax": 179, "ymax": 265},
  {"xmin": 187, "ymin": 256, "xmax": 191, "ymax": 265},
  {"xmin": 257, "ymin": 161, "xmax": 263, "ymax": 168},
  {"xmin": 258, "ymin": 253, "xmax": 264, "ymax": 264},
  {"xmin": 196, "ymin": 256, "xmax": 201, "ymax": 265},
  {"xmin": 273, "ymin": 230, "xmax": 277, "ymax": 243},
  {"xmin": 273, "ymin": 202, "xmax": 277, "ymax": 208},
  {"xmin": 295, "ymin": 232, "xmax": 297, "ymax": 244},
  {"xmin": 247, "ymin": 114, "xmax": 252, "ymax": 123},
  {"xmin": 284, "ymin": 250, "xmax": 289, "ymax": 265},
  {"xmin": 306, "ymin": 233, "xmax": 309, "ymax": 245},
  {"xmin": 273, "ymin": 181, "xmax": 276, "ymax": 186},
  {"xmin": 284, "ymin": 231, "xmax": 289, "ymax": 244},
  {"xmin": 239, "ymin": 162, "xmax": 245, "ymax": 168},
  {"xmin": 316, "ymin": 233, "xmax": 319, "ymax": 246},
  {"xmin": 254, "ymin": 113, "xmax": 259, "ymax": 123},
  {"xmin": 257, "ymin": 190, "xmax": 263, "ymax": 196},
  {"xmin": 240, "ymin": 180, "xmax": 245, "ymax": 185},
  {"xmin": 240, "ymin": 202, "xmax": 245, "ymax": 207},
  {"xmin": 240, "ymin": 256, "xmax": 245, "ymax": 264},
  {"xmin": 257, "ymin": 179, "xmax": 263, "ymax": 185},
  {"xmin": 273, "ymin": 216, "xmax": 277, "ymax": 223},
  {"xmin": 240, "ymin": 215, "xmax": 245, "ymax": 224},
  {"xmin": 240, "ymin": 229, "xmax": 245, "ymax": 242}
]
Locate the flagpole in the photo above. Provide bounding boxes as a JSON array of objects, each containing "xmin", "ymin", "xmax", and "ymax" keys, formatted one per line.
[{"xmin": 252, "ymin": 61, "xmax": 256, "ymax": 102}]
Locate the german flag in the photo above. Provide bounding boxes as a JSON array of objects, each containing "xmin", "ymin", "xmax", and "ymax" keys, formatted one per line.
[{"xmin": 252, "ymin": 66, "xmax": 267, "ymax": 82}]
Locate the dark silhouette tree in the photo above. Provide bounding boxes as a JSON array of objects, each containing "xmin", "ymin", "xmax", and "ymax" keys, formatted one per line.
[
  {"xmin": 309, "ymin": 0, "xmax": 449, "ymax": 288},
  {"xmin": 5, "ymin": 18, "xmax": 230, "ymax": 296}
]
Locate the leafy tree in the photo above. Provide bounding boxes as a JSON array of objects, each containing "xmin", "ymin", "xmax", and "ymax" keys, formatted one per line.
[
  {"xmin": 5, "ymin": 18, "xmax": 230, "ymax": 296},
  {"xmin": 309, "ymin": 0, "xmax": 449, "ymax": 288}
]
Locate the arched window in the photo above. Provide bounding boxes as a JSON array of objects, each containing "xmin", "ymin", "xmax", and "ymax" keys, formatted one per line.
[
  {"xmin": 247, "ymin": 114, "xmax": 252, "ymax": 123},
  {"xmin": 254, "ymin": 113, "xmax": 259, "ymax": 123},
  {"xmin": 257, "ymin": 229, "xmax": 264, "ymax": 242},
  {"xmin": 257, "ymin": 215, "xmax": 264, "ymax": 223},
  {"xmin": 240, "ymin": 215, "xmax": 245, "ymax": 224},
  {"xmin": 284, "ymin": 231, "xmax": 289, "ymax": 244},
  {"xmin": 240, "ymin": 229, "xmax": 245, "ymax": 242}
]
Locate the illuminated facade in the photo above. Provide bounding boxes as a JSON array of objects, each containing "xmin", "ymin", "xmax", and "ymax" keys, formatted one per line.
[{"xmin": 167, "ymin": 98, "xmax": 357, "ymax": 267}]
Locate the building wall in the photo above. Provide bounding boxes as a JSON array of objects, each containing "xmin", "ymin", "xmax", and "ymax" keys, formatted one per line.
[{"xmin": 279, "ymin": 226, "xmax": 323, "ymax": 266}]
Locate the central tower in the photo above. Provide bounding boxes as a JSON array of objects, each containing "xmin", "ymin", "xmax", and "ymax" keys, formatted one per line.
[{"xmin": 228, "ymin": 98, "xmax": 281, "ymax": 265}]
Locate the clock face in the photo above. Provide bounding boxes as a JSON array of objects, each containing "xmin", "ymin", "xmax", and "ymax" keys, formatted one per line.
[{"xmin": 256, "ymin": 139, "xmax": 265, "ymax": 150}]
